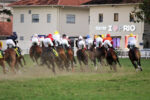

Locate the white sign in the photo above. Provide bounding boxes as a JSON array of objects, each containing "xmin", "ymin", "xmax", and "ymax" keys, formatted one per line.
[{"xmin": 96, "ymin": 25, "xmax": 136, "ymax": 32}]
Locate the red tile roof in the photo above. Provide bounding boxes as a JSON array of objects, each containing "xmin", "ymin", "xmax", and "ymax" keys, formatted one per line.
[
  {"xmin": 84, "ymin": 0, "xmax": 143, "ymax": 5},
  {"xmin": 9, "ymin": 0, "xmax": 91, "ymax": 6},
  {"xmin": 0, "ymin": 21, "xmax": 12, "ymax": 36}
]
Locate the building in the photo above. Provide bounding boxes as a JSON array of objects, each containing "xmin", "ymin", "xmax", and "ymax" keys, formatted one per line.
[
  {"xmin": 9, "ymin": 0, "xmax": 150, "ymax": 53},
  {"xmin": 85, "ymin": 0, "xmax": 145, "ymax": 50},
  {"xmin": 9, "ymin": 0, "xmax": 90, "ymax": 52}
]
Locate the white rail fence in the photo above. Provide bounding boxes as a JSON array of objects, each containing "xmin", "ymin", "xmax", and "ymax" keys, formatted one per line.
[{"xmin": 117, "ymin": 49, "xmax": 150, "ymax": 59}]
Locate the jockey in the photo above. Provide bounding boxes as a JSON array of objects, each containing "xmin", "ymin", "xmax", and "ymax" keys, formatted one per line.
[
  {"xmin": 85, "ymin": 35, "xmax": 93, "ymax": 49},
  {"xmin": 43, "ymin": 35, "xmax": 53, "ymax": 47},
  {"xmin": 53, "ymin": 31, "xmax": 61, "ymax": 46},
  {"xmin": 39, "ymin": 36, "xmax": 45, "ymax": 47},
  {"xmin": 61, "ymin": 34, "xmax": 70, "ymax": 49},
  {"xmin": 128, "ymin": 33, "xmax": 136, "ymax": 49},
  {"xmin": 77, "ymin": 36, "xmax": 86, "ymax": 49},
  {"xmin": 31, "ymin": 34, "xmax": 39, "ymax": 46},
  {"xmin": 96, "ymin": 35, "xmax": 103, "ymax": 48},
  {"xmin": 6, "ymin": 32, "xmax": 18, "ymax": 48},
  {"xmin": 103, "ymin": 34, "xmax": 113, "ymax": 49},
  {"xmin": 93, "ymin": 35, "xmax": 97, "ymax": 46}
]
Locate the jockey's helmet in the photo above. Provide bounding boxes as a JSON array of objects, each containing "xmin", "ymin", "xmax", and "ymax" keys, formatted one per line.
[
  {"xmin": 54, "ymin": 30, "xmax": 59, "ymax": 35},
  {"xmin": 129, "ymin": 33, "xmax": 134, "ymax": 37},
  {"xmin": 86, "ymin": 35, "xmax": 90, "ymax": 39},
  {"xmin": 101, "ymin": 34, "xmax": 105, "ymax": 39},
  {"xmin": 79, "ymin": 36, "xmax": 83, "ymax": 40},
  {"xmin": 62, "ymin": 34, "xmax": 66, "ymax": 38},
  {"xmin": 106, "ymin": 34, "xmax": 111, "ymax": 37},
  {"xmin": 34, "ymin": 34, "xmax": 38, "ymax": 37},
  {"xmin": 94, "ymin": 35, "xmax": 97, "ymax": 39}
]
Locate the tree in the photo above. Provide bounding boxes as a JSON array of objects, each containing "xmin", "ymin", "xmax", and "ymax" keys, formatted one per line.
[
  {"xmin": 0, "ymin": 9, "xmax": 12, "ymax": 22},
  {"xmin": 133, "ymin": 0, "xmax": 150, "ymax": 24}
]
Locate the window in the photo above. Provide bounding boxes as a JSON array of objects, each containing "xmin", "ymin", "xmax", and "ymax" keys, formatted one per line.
[
  {"xmin": 88, "ymin": 16, "xmax": 90, "ymax": 24},
  {"xmin": 114, "ymin": 13, "xmax": 118, "ymax": 22},
  {"xmin": 47, "ymin": 14, "xmax": 51, "ymax": 23},
  {"xmin": 32, "ymin": 14, "xmax": 39, "ymax": 23},
  {"xmin": 99, "ymin": 14, "xmax": 103, "ymax": 22},
  {"xmin": 20, "ymin": 14, "xmax": 24, "ymax": 23},
  {"xmin": 29, "ymin": 10, "xmax": 31, "ymax": 14},
  {"xmin": 20, "ymin": 36, "xmax": 24, "ymax": 40},
  {"xmin": 66, "ymin": 14, "xmax": 75, "ymax": 24},
  {"xmin": 130, "ymin": 13, "xmax": 134, "ymax": 22}
]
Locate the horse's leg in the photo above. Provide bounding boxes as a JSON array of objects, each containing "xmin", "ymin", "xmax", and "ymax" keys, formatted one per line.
[
  {"xmin": 137, "ymin": 58, "xmax": 142, "ymax": 71},
  {"xmin": 18, "ymin": 58, "xmax": 24, "ymax": 68},
  {"xmin": 51, "ymin": 62, "xmax": 56, "ymax": 74},
  {"xmin": 93, "ymin": 58, "xmax": 97, "ymax": 71},
  {"xmin": 117, "ymin": 58, "xmax": 121, "ymax": 67},
  {"xmin": 10, "ymin": 60, "xmax": 16, "ymax": 74},
  {"xmin": 71, "ymin": 60, "xmax": 74, "ymax": 72},
  {"xmin": 0, "ymin": 60, "xmax": 6, "ymax": 74},
  {"xmin": 131, "ymin": 60, "xmax": 138, "ymax": 70},
  {"xmin": 21, "ymin": 56, "xmax": 26, "ymax": 65}
]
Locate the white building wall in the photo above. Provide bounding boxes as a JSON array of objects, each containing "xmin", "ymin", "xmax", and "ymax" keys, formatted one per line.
[
  {"xmin": 13, "ymin": 7, "xmax": 58, "ymax": 52},
  {"xmin": 59, "ymin": 7, "xmax": 89, "ymax": 37},
  {"xmin": 90, "ymin": 5, "xmax": 144, "ymax": 50}
]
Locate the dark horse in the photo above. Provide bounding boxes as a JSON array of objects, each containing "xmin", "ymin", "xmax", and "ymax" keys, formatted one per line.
[
  {"xmin": 106, "ymin": 47, "xmax": 121, "ymax": 71},
  {"xmin": 29, "ymin": 43, "xmax": 42, "ymax": 64},
  {"xmin": 87, "ymin": 44, "xmax": 107, "ymax": 70},
  {"xmin": 128, "ymin": 47, "xmax": 142, "ymax": 71},
  {"xmin": 77, "ymin": 48, "xmax": 88, "ymax": 71},
  {"xmin": 41, "ymin": 45, "xmax": 56, "ymax": 74}
]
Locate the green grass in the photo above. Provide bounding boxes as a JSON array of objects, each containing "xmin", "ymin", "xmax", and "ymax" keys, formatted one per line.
[{"xmin": 0, "ymin": 55, "xmax": 150, "ymax": 100}]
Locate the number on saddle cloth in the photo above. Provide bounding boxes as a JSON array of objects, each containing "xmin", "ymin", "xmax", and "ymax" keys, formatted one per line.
[{"xmin": 52, "ymin": 49, "xmax": 59, "ymax": 57}]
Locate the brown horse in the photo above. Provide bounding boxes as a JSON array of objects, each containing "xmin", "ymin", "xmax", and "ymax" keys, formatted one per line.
[
  {"xmin": 106, "ymin": 47, "xmax": 121, "ymax": 71},
  {"xmin": 66, "ymin": 47, "xmax": 76, "ymax": 72},
  {"xmin": 0, "ymin": 57, "xmax": 6, "ymax": 74},
  {"xmin": 4, "ymin": 48, "xmax": 17, "ymax": 73},
  {"xmin": 77, "ymin": 48, "xmax": 88, "ymax": 71},
  {"xmin": 29, "ymin": 44, "xmax": 42, "ymax": 64},
  {"xmin": 128, "ymin": 47, "xmax": 142, "ymax": 71},
  {"xmin": 56, "ymin": 46, "xmax": 69, "ymax": 71}
]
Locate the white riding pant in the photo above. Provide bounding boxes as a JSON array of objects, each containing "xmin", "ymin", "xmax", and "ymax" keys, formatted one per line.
[
  {"xmin": 61, "ymin": 39, "xmax": 70, "ymax": 47},
  {"xmin": 6, "ymin": 39, "xmax": 15, "ymax": 47},
  {"xmin": 43, "ymin": 38, "xmax": 53, "ymax": 47},
  {"xmin": 32, "ymin": 37, "xmax": 39, "ymax": 45},
  {"xmin": 78, "ymin": 40, "xmax": 86, "ymax": 49},
  {"xmin": 104, "ymin": 40, "xmax": 112, "ymax": 48}
]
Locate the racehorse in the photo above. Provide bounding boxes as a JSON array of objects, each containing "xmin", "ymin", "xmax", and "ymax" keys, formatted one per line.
[
  {"xmin": 41, "ymin": 45, "xmax": 56, "ymax": 73},
  {"xmin": 106, "ymin": 47, "xmax": 121, "ymax": 71},
  {"xmin": 4, "ymin": 47, "xmax": 26, "ymax": 73},
  {"xmin": 128, "ymin": 47, "xmax": 142, "ymax": 71},
  {"xmin": 4, "ymin": 48, "xmax": 17, "ymax": 73},
  {"xmin": 66, "ymin": 47, "xmax": 76, "ymax": 72},
  {"xmin": 29, "ymin": 43, "xmax": 42, "ymax": 64},
  {"xmin": 56, "ymin": 46, "xmax": 69, "ymax": 71},
  {"xmin": 87, "ymin": 44, "xmax": 107, "ymax": 70},
  {"xmin": 76, "ymin": 48, "xmax": 88, "ymax": 71}
]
